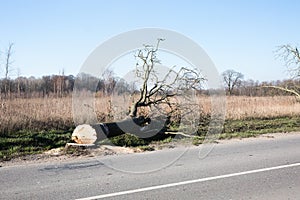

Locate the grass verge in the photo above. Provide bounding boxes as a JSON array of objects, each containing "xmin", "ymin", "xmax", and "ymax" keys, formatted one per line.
[
  {"xmin": 1, "ymin": 116, "xmax": 300, "ymax": 161},
  {"xmin": 0, "ymin": 129, "xmax": 73, "ymax": 161},
  {"xmin": 221, "ymin": 116, "xmax": 300, "ymax": 139},
  {"xmin": 193, "ymin": 116, "xmax": 300, "ymax": 145}
]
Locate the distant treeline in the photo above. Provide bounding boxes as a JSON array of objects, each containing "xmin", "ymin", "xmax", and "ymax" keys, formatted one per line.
[
  {"xmin": 0, "ymin": 73, "xmax": 131, "ymax": 98},
  {"xmin": 0, "ymin": 73, "xmax": 299, "ymax": 98},
  {"xmin": 227, "ymin": 79, "xmax": 300, "ymax": 96}
]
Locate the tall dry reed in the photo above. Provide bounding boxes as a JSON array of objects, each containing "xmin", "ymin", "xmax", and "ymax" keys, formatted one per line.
[{"xmin": 0, "ymin": 95, "xmax": 299, "ymax": 134}]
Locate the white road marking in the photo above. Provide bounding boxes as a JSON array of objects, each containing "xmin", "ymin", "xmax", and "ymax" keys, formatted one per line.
[{"xmin": 76, "ymin": 162, "xmax": 300, "ymax": 200}]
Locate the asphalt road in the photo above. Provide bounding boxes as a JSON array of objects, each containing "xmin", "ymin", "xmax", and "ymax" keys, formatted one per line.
[{"xmin": 1, "ymin": 133, "xmax": 300, "ymax": 200}]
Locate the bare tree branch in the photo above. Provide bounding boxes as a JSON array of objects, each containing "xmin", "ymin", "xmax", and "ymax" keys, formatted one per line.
[
  {"xmin": 276, "ymin": 45, "xmax": 300, "ymax": 79},
  {"xmin": 129, "ymin": 39, "xmax": 206, "ymax": 120},
  {"xmin": 262, "ymin": 85, "xmax": 300, "ymax": 99},
  {"xmin": 268, "ymin": 44, "xmax": 300, "ymax": 100}
]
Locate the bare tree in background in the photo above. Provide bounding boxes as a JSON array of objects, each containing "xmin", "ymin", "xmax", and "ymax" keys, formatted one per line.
[
  {"xmin": 102, "ymin": 69, "xmax": 117, "ymax": 96},
  {"xmin": 278, "ymin": 45, "xmax": 300, "ymax": 78},
  {"xmin": 4, "ymin": 43, "xmax": 14, "ymax": 97},
  {"xmin": 222, "ymin": 69, "xmax": 244, "ymax": 95},
  {"xmin": 263, "ymin": 45, "xmax": 300, "ymax": 99}
]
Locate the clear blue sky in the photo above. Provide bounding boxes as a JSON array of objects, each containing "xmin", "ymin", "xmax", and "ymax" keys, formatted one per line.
[{"xmin": 0, "ymin": 0, "xmax": 299, "ymax": 81}]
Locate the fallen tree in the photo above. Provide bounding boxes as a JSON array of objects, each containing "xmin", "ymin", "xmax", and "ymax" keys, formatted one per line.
[
  {"xmin": 72, "ymin": 39, "xmax": 205, "ymax": 144},
  {"xmin": 72, "ymin": 116, "xmax": 195, "ymax": 144},
  {"xmin": 72, "ymin": 116, "xmax": 166, "ymax": 144}
]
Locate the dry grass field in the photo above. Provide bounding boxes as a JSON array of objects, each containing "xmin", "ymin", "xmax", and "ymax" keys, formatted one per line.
[
  {"xmin": 225, "ymin": 96, "xmax": 300, "ymax": 119},
  {"xmin": 0, "ymin": 95, "xmax": 299, "ymax": 134}
]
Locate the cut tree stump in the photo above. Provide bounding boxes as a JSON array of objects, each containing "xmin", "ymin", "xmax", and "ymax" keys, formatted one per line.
[{"xmin": 71, "ymin": 124, "xmax": 97, "ymax": 144}]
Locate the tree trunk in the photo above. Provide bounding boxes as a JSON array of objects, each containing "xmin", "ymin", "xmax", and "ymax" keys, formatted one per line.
[
  {"xmin": 72, "ymin": 117, "xmax": 171, "ymax": 144},
  {"xmin": 129, "ymin": 102, "xmax": 138, "ymax": 117}
]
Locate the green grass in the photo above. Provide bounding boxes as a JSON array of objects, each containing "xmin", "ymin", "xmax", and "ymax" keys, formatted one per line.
[
  {"xmin": 0, "ymin": 129, "xmax": 73, "ymax": 161},
  {"xmin": 220, "ymin": 116, "xmax": 300, "ymax": 139},
  {"xmin": 108, "ymin": 134, "xmax": 149, "ymax": 147},
  {"xmin": 192, "ymin": 136, "xmax": 205, "ymax": 146},
  {"xmin": 136, "ymin": 145, "xmax": 155, "ymax": 151},
  {"xmin": 192, "ymin": 116, "xmax": 300, "ymax": 144}
]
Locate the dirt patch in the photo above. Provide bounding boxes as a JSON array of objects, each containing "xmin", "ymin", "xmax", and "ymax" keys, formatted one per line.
[
  {"xmin": 216, "ymin": 132, "xmax": 300, "ymax": 144},
  {"xmin": 0, "ymin": 145, "xmax": 141, "ymax": 167},
  {"xmin": 0, "ymin": 139, "xmax": 192, "ymax": 167}
]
